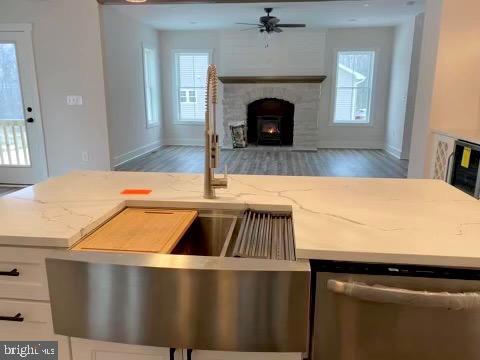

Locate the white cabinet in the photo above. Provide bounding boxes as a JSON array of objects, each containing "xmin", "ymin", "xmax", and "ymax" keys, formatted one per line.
[
  {"xmin": 0, "ymin": 298, "xmax": 70, "ymax": 359},
  {"xmin": 430, "ymin": 133, "xmax": 456, "ymax": 181},
  {"xmin": 71, "ymin": 338, "xmax": 174, "ymax": 360},
  {"xmin": 183, "ymin": 350, "xmax": 301, "ymax": 360},
  {"xmin": 0, "ymin": 246, "xmax": 51, "ymax": 300},
  {"xmin": 0, "ymin": 246, "xmax": 70, "ymax": 359}
]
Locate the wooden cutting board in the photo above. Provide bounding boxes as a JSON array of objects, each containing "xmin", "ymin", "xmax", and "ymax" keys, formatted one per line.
[{"xmin": 72, "ymin": 207, "xmax": 198, "ymax": 253}]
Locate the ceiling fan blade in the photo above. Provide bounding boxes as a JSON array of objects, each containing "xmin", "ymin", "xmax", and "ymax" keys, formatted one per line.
[
  {"xmin": 240, "ymin": 27, "xmax": 261, "ymax": 31},
  {"xmin": 235, "ymin": 22, "xmax": 262, "ymax": 26},
  {"xmin": 268, "ymin": 17, "xmax": 280, "ymax": 25},
  {"xmin": 273, "ymin": 27, "xmax": 283, "ymax": 33},
  {"xmin": 276, "ymin": 24, "xmax": 306, "ymax": 28}
]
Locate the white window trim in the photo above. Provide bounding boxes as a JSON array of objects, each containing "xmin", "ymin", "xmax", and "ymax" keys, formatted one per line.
[
  {"xmin": 142, "ymin": 44, "xmax": 160, "ymax": 128},
  {"xmin": 172, "ymin": 49, "xmax": 213, "ymax": 126},
  {"xmin": 0, "ymin": 24, "xmax": 32, "ymax": 32},
  {"xmin": 329, "ymin": 48, "xmax": 378, "ymax": 127}
]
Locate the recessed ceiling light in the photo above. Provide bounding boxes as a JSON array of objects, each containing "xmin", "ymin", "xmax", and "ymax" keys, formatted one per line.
[
  {"xmin": 363, "ymin": 3, "xmax": 370, "ymax": 7},
  {"xmin": 126, "ymin": 0, "xmax": 147, "ymax": 3}
]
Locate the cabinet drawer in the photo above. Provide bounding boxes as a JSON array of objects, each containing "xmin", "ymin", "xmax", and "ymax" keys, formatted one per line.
[
  {"xmin": 71, "ymin": 338, "xmax": 171, "ymax": 360},
  {"xmin": 0, "ymin": 246, "xmax": 51, "ymax": 300},
  {"xmin": 0, "ymin": 298, "xmax": 70, "ymax": 359}
]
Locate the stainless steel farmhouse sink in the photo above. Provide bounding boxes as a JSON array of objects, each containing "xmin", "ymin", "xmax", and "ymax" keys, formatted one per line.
[{"xmin": 45, "ymin": 205, "xmax": 310, "ymax": 353}]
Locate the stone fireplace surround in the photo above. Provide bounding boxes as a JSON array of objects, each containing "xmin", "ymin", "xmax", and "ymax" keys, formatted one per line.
[{"xmin": 220, "ymin": 76, "xmax": 326, "ymax": 150}]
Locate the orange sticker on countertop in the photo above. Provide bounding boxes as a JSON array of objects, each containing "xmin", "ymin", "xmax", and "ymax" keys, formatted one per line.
[{"xmin": 121, "ymin": 189, "xmax": 152, "ymax": 195}]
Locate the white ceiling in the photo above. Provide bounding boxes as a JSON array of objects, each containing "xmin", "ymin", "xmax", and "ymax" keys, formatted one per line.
[{"xmin": 111, "ymin": 0, "xmax": 425, "ymax": 31}]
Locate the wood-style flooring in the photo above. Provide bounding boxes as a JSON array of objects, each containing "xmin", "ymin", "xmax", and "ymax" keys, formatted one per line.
[
  {"xmin": 116, "ymin": 146, "xmax": 408, "ymax": 178},
  {"xmin": 0, "ymin": 186, "xmax": 23, "ymax": 196}
]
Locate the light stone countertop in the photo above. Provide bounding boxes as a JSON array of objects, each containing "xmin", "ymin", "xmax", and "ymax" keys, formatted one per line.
[{"xmin": 2, "ymin": 171, "xmax": 480, "ymax": 268}]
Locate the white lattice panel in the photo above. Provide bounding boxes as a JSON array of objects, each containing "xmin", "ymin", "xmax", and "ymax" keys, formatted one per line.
[{"xmin": 433, "ymin": 140, "xmax": 449, "ymax": 180}]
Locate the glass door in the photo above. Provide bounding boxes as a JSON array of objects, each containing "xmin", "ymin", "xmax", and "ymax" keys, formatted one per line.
[{"xmin": 0, "ymin": 26, "xmax": 47, "ymax": 184}]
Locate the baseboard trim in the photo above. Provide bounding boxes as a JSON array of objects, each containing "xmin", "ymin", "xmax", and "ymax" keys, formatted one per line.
[
  {"xmin": 163, "ymin": 138, "xmax": 204, "ymax": 146},
  {"xmin": 384, "ymin": 144, "xmax": 402, "ymax": 159},
  {"xmin": 113, "ymin": 141, "xmax": 162, "ymax": 167},
  {"xmin": 317, "ymin": 140, "xmax": 384, "ymax": 149}
]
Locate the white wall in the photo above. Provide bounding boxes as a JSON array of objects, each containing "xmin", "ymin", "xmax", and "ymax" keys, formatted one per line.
[
  {"xmin": 408, "ymin": 0, "xmax": 480, "ymax": 178},
  {"xmin": 101, "ymin": 7, "xmax": 162, "ymax": 167},
  {"xmin": 385, "ymin": 20, "xmax": 415, "ymax": 159},
  {"xmin": 159, "ymin": 30, "xmax": 220, "ymax": 146},
  {"xmin": 0, "ymin": 0, "xmax": 111, "ymax": 177},
  {"xmin": 318, "ymin": 27, "xmax": 394, "ymax": 149},
  {"xmin": 160, "ymin": 27, "xmax": 395, "ymax": 149},
  {"xmin": 402, "ymin": 13, "xmax": 425, "ymax": 160}
]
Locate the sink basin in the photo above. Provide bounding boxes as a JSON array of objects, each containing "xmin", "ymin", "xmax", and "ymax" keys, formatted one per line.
[{"xmin": 171, "ymin": 210, "xmax": 238, "ymax": 257}]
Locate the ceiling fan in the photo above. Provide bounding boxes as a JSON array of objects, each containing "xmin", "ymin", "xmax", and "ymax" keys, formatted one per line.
[{"xmin": 236, "ymin": 8, "xmax": 306, "ymax": 34}]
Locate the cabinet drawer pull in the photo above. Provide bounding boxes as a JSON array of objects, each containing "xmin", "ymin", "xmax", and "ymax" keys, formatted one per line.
[
  {"xmin": 0, "ymin": 313, "xmax": 24, "ymax": 322},
  {"xmin": 0, "ymin": 268, "xmax": 20, "ymax": 277}
]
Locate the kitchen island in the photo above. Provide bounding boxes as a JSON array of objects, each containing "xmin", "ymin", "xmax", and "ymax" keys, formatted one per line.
[
  {"xmin": 2, "ymin": 170, "xmax": 480, "ymax": 267},
  {"xmin": 2, "ymin": 171, "xmax": 480, "ymax": 360}
]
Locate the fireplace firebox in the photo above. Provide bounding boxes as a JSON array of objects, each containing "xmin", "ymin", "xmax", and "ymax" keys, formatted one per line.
[
  {"xmin": 257, "ymin": 116, "xmax": 282, "ymax": 145},
  {"xmin": 247, "ymin": 98, "xmax": 294, "ymax": 146}
]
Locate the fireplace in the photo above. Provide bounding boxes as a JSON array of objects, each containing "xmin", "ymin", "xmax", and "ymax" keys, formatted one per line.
[
  {"xmin": 221, "ymin": 79, "xmax": 325, "ymax": 150},
  {"xmin": 247, "ymin": 98, "xmax": 294, "ymax": 146}
]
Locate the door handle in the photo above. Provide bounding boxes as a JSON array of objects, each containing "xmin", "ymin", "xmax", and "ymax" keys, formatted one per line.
[
  {"xmin": 26, "ymin": 118, "xmax": 34, "ymax": 123},
  {"xmin": 0, "ymin": 313, "xmax": 24, "ymax": 322},
  {"xmin": 0, "ymin": 268, "xmax": 20, "ymax": 277}
]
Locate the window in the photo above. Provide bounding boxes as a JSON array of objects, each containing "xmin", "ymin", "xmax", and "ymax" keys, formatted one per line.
[
  {"xmin": 143, "ymin": 46, "xmax": 160, "ymax": 127},
  {"xmin": 175, "ymin": 51, "xmax": 210, "ymax": 122},
  {"xmin": 179, "ymin": 90, "xmax": 197, "ymax": 103},
  {"xmin": 333, "ymin": 51, "xmax": 375, "ymax": 124}
]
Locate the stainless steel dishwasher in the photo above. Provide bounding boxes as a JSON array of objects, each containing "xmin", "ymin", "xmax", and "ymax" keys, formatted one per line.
[{"xmin": 310, "ymin": 260, "xmax": 480, "ymax": 360}]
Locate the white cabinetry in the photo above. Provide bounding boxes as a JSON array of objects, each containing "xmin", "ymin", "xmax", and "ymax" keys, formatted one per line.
[
  {"xmin": 0, "ymin": 246, "xmax": 71, "ymax": 360},
  {"xmin": 71, "ymin": 338, "xmax": 174, "ymax": 360},
  {"xmin": 430, "ymin": 133, "xmax": 456, "ymax": 181},
  {"xmin": 0, "ymin": 247, "xmax": 51, "ymax": 300}
]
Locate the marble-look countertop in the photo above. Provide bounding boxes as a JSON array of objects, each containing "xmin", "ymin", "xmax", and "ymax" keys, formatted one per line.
[{"xmin": 2, "ymin": 171, "xmax": 480, "ymax": 268}]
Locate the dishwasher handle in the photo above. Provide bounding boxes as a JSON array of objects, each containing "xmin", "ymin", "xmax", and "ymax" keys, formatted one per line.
[{"xmin": 327, "ymin": 279, "xmax": 480, "ymax": 310}]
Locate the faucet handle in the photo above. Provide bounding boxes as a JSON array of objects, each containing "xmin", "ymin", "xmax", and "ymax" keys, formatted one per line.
[{"xmin": 212, "ymin": 164, "xmax": 228, "ymax": 189}]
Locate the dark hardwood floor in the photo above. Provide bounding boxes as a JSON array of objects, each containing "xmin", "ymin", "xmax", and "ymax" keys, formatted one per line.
[{"xmin": 116, "ymin": 146, "xmax": 408, "ymax": 178}]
